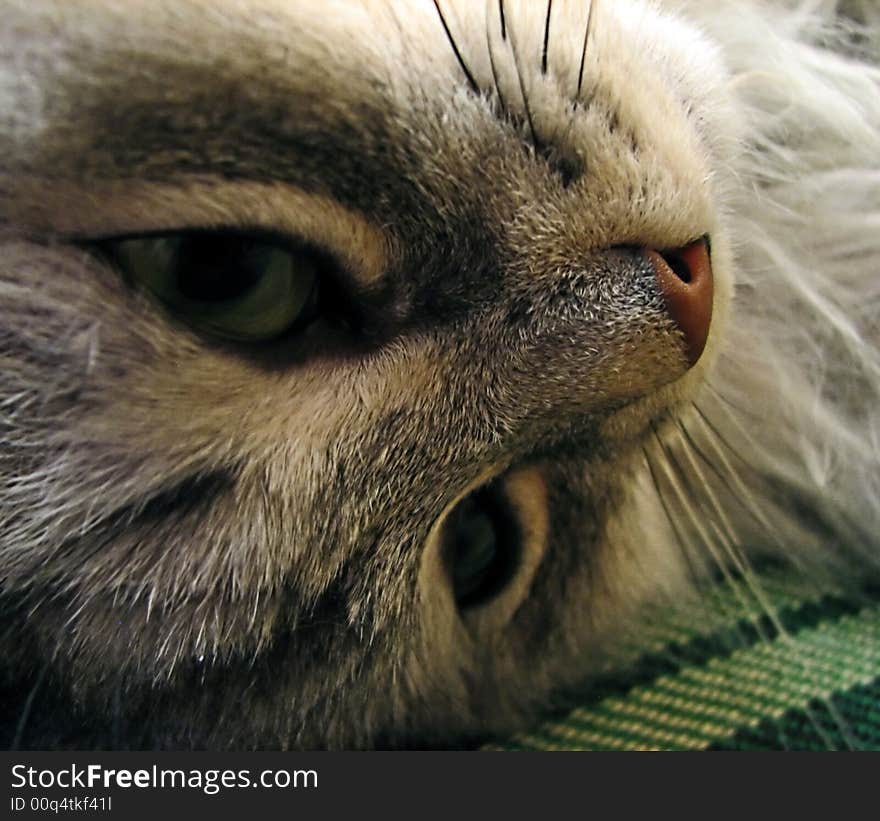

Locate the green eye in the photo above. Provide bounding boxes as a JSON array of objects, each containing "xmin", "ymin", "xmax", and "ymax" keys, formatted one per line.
[{"xmin": 107, "ymin": 233, "xmax": 319, "ymax": 342}]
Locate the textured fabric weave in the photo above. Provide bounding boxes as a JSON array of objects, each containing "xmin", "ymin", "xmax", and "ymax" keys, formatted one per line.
[{"xmin": 488, "ymin": 567, "xmax": 880, "ymax": 751}]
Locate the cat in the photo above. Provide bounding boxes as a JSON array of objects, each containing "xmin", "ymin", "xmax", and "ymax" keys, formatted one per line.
[{"xmin": 0, "ymin": 0, "xmax": 878, "ymax": 750}]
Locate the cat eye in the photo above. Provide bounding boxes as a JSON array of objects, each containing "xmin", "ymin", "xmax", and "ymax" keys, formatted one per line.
[
  {"xmin": 103, "ymin": 233, "xmax": 321, "ymax": 342},
  {"xmin": 446, "ymin": 483, "xmax": 521, "ymax": 609}
]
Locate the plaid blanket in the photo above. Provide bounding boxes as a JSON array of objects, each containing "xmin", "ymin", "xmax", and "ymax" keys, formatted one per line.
[{"xmin": 489, "ymin": 566, "xmax": 880, "ymax": 751}]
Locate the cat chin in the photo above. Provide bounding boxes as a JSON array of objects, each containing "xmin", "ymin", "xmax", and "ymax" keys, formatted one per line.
[{"xmin": 598, "ymin": 356, "xmax": 720, "ymax": 448}]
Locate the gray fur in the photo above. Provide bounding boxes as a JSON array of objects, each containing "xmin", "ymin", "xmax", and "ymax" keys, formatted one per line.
[{"xmin": 1, "ymin": 0, "xmax": 878, "ymax": 749}]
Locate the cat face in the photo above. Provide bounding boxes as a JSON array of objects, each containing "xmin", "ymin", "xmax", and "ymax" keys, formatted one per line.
[{"xmin": 1, "ymin": 0, "xmax": 744, "ymax": 748}]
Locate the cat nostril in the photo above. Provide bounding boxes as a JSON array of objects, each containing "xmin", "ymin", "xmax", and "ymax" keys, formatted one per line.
[
  {"xmin": 659, "ymin": 250, "xmax": 693, "ymax": 284},
  {"xmin": 646, "ymin": 237, "xmax": 714, "ymax": 367}
]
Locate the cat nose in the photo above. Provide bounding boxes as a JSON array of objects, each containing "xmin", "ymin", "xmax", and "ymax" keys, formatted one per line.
[{"xmin": 646, "ymin": 237, "xmax": 713, "ymax": 367}]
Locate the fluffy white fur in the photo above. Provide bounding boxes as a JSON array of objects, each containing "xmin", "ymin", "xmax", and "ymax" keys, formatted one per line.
[{"xmin": 687, "ymin": 0, "xmax": 880, "ymax": 560}]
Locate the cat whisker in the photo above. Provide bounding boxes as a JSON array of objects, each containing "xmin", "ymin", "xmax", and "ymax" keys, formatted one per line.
[
  {"xmin": 681, "ymin": 409, "xmax": 789, "ymax": 550},
  {"xmin": 650, "ymin": 426, "xmax": 806, "ymax": 748},
  {"xmin": 642, "ymin": 446, "xmax": 741, "ymax": 627},
  {"xmin": 705, "ymin": 381, "xmax": 764, "ymax": 421},
  {"xmin": 691, "ymin": 399, "xmax": 768, "ymax": 479},
  {"xmin": 674, "ymin": 413, "xmax": 860, "ymax": 750},
  {"xmin": 485, "ymin": 0, "xmax": 510, "ymax": 118},
  {"xmin": 674, "ymin": 419, "xmax": 806, "ymax": 634},
  {"xmin": 646, "ymin": 436, "xmax": 798, "ymax": 749},
  {"xmin": 669, "ymin": 426, "xmax": 855, "ymax": 751},
  {"xmin": 431, "ymin": 0, "xmax": 480, "ymax": 96},
  {"xmin": 501, "ymin": 0, "xmax": 542, "ymax": 153},
  {"xmin": 688, "ymin": 401, "xmax": 800, "ymax": 559},
  {"xmin": 542, "ymin": 0, "xmax": 554, "ymax": 76},
  {"xmin": 695, "ymin": 395, "xmax": 871, "ymax": 555},
  {"xmin": 642, "ymin": 447, "xmax": 701, "ymax": 580},
  {"xmin": 576, "ymin": 0, "xmax": 598, "ymax": 101},
  {"xmin": 651, "ymin": 425, "xmax": 762, "ymax": 621}
]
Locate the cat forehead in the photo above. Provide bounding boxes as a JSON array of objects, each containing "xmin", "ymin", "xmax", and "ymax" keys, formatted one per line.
[{"xmin": 2, "ymin": 0, "xmax": 730, "ymax": 254}]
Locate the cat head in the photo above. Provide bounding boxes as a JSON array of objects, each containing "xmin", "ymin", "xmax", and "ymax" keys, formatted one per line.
[{"xmin": 0, "ymin": 0, "xmax": 741, "ymax": 747}]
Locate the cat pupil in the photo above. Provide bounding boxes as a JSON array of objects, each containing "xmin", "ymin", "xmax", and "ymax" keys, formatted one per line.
[
  {"xmin": 175, "ymin": 235, "xmax": 269, "ymax": 303},
  {"xmin": 449, "ymin": 485, "xmax": 520, "ymax": 609}
]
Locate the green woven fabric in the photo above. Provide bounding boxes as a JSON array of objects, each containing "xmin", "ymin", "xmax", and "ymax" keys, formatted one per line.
[{"xmin": 488, "ymin": 567, "xmax": 880, "ymax": 751}]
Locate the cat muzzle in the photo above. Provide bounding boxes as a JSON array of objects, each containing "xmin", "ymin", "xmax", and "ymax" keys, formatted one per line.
[{"xmin": 646, "ymin": 237, "xmax": 713, "ymax": 367}]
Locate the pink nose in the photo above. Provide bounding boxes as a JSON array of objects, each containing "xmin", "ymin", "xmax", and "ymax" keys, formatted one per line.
[{"xmin": 647, "ymin": 238, "xmax": 714, "ymax": 367}]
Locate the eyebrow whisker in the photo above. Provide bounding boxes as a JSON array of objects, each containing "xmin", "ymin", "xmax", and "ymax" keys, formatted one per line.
[
  {"xmin": 542, "ymin": 0, "xmax": 553, "ymax": 75},
  {"xmin": 503, "ymin": 0, "xmax": 542, "ymax": 153},
  {"xmin": 485, "ymin": 0, "xmax": 510, "ymax": 117},
  {"xmin": 576, "ymin": 0, "xmax": 598, "ymax": 100},
  {"xmin": 432, "ymin": 0, "xmax": 481, "ymax": 95}
]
